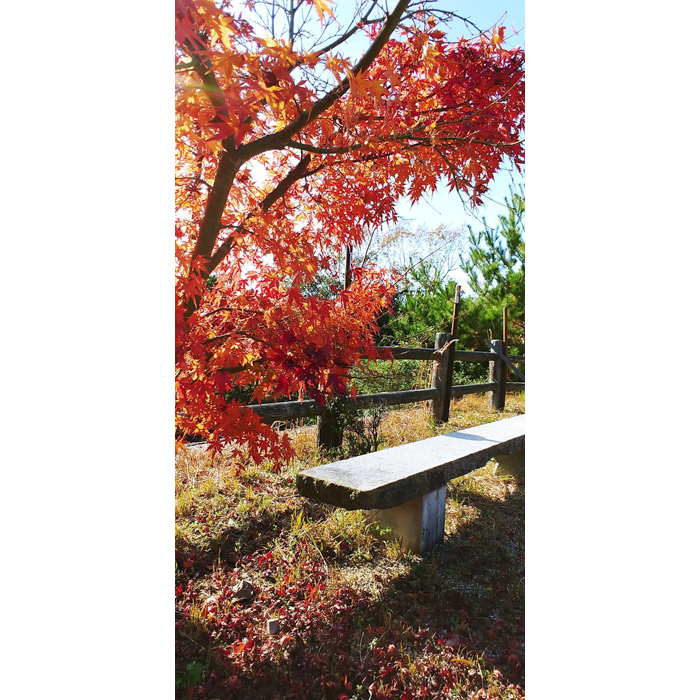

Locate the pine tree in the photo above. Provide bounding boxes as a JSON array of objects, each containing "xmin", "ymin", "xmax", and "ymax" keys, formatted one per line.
[{"xmin": 460, "ymin": 188, "xmax": 525, "ymax": 353}]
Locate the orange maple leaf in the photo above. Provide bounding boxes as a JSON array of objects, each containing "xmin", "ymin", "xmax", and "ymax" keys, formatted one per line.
[{"xmin": 310, "ymin": 0, "xmax": 335, "ymax": 23}]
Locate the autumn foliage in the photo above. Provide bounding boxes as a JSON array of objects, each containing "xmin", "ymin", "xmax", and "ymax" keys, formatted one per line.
[{"xmin": 175, "ymin": 0, "xmax": 524, "ymax": 461}]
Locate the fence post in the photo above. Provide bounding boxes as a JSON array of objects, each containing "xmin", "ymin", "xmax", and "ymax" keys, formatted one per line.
[
  {"xmin": 502, "ymin": 306, "xmax": 508, "ymax": 386},
  {"xmin": 318, "ymin": 251, "xmax": 353, "ymax": 452},
  {"xmin": 442, "ymin": 285, "xmax": 461, "ymax": 421},
  {"xmin": 488, "ymin": 339, "xmax": 506, "ymax": 411},
  {"xmin": 431, "ymin": 332, "xmax": 452, "ymax": 423},
  {"xmin": 316, "ymin": 402, "xmax": 343, "ymax": 452},
  {"xmin": 442, "ymin": 336, "xmax": 457, "ymax": 422}
]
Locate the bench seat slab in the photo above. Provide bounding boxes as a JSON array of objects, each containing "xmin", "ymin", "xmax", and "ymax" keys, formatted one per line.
[{"xmin": 297, "ymin": 415, "xmax": 525, "ymax": 511}]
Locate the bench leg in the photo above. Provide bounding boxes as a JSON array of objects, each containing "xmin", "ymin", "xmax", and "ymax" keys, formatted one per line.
[
  {"xmin": 368, "ymin": 486, "xmax": 446, "ymax": 555},
  {"xmin": 493, "ymin": 447, "xmax": 525, "ymax": 482}
]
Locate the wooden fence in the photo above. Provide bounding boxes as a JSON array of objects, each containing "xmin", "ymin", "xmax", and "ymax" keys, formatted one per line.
[{"xmin": 248, "ymin": 332, "xmax": 524, "ymax": 450}]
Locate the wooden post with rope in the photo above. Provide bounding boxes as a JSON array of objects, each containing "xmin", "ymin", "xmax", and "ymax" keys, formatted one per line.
[
  {"xmin": 431, "ymin": 332, "xmax": 451, "ymax": 423},
  {"xmin": 502, "ymin": 305, "xmax": 508, "ymax": 387},
  {"xmin": 488, "ymin": 338, "xmax": 507, "ymax": 411},
  {"xmin": 438, "ymin": 285, "xmax": 461, "ymax": 422},
  {"xmin": 451, "ymin": 284, "xmax": 461, "ymax": 337}
]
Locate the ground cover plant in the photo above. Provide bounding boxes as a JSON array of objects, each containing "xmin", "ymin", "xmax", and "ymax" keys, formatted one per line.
[{"xmin": 176, "ymin": 393, "xmax": 525, "ymax": 699}]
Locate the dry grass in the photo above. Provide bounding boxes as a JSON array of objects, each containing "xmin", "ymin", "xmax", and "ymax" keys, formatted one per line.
[
  {"xmin": 176, "ymin": 394, "xmax": 523, "ymax": 492},
  {"xmin": 380, "ymin": 393, "xmax": 524, "ymax": 447},
  {"xmin": 175, "ymin": 392, "xmax": 525, "ymax": 699}
]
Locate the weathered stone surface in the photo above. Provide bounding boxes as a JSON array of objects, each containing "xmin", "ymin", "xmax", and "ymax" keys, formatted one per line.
[
  {"xmin": 367, "ymin": 486, "xmax": 446, "ymax": 554},
  {"xmin": 297, "ymin": 415, "xmax": 525, "ymax": 511}
]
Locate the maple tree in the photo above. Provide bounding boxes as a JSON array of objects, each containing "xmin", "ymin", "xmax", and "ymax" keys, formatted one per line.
[{"xmin": 175, "ymin": 0, "xmax": 525, "ymax": 462}]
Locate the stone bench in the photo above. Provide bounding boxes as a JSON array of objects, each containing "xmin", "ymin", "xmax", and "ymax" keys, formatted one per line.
[{"xmin": 296, "ymin": 414, "xmax": 525, "ymax": 554}]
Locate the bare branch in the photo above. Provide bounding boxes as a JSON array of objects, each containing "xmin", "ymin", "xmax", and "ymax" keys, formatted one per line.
[
  {"xmin": 236, "ymin": 0, "xmax": 411, "ymax": 161},
  {"xmin": 311, "ymin": 0, "xmax": 383, "ymax": 57}
]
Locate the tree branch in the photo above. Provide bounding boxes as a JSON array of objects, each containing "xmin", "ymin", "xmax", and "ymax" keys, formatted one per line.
[
  {"xmin": 189, "ymin": 151, "xmax": 243, "ymax": 274},
  {"xmin": 206, "ymin": 154, "xmax": 312, "ymax": 273},
  {"xmin": 187, "ymin": 0, "xmax": 410, "ymax": 303},
  {"xmin": 175, "ymin": 61, "xmax": 198, "ymax": 73},
  {"xmin": 287, "ymin": 139, "xmax": 361, "ymax": 155},
  {"xmin": 311, "ymin": 0, "xmax": 383, "ymax": 57},
  {"xmin": 180, "ymin": 38, "xmax": 229, "ymax": 119},
  {"xmin": 236, "ymin": 0, "xmax": 411, "ymax": 161}
]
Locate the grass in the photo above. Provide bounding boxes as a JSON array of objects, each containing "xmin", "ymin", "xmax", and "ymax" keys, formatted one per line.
[{"xmin": 175, "ymin": 393, "xmax": 525, "ymax": 700}]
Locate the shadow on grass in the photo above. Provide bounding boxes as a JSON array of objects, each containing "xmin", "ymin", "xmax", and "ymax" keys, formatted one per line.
[
  {"xmin": 176, "ymin": 495, "xmax": 331, "ymax": 575},
  {"xmin": 176, "ymin": 481, "xmax": 524, "ymax": 700}
]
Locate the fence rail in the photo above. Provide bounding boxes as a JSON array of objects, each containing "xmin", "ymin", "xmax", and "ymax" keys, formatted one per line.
[
  {"xmin": 248, "ymin": 333, "xmax": 525, "ymax": 448},
  {"xmin": 251, "ymin": 387, "xmax": 441, "ymax": 422},
  {"xmin": 369, "ymin": 347, "xmax": 508, "ymax": 364},
  {"xmin": 451, "ymin": 382, "xmax": 498, "ymax": 398}
]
